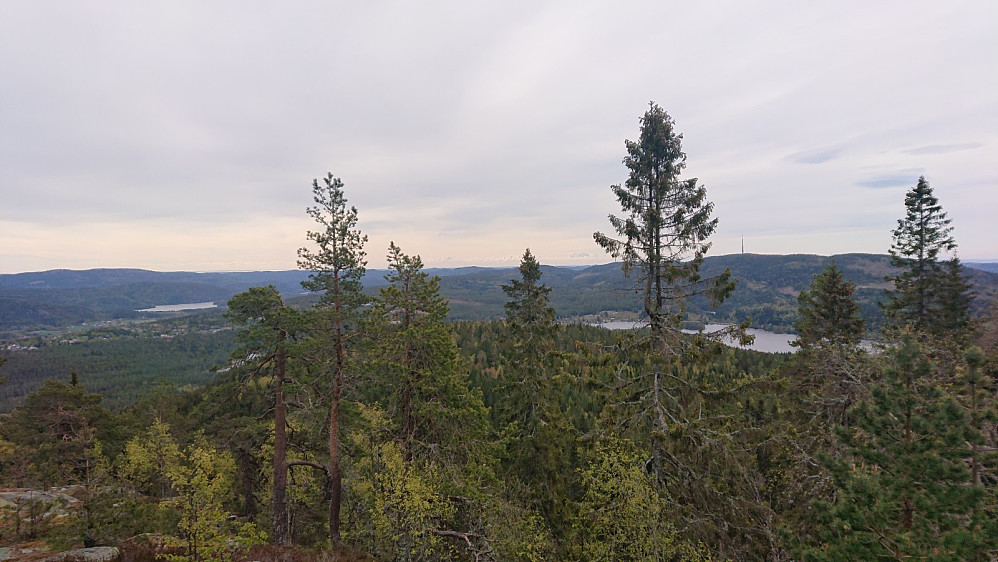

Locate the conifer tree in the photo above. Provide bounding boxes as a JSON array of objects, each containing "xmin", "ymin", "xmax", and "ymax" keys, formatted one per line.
[
  {"xmin": 500, "ymin": 249, "xmax": 560, "ymax": 429},
  {"xmin": 794, "ymin": 263, "xmax": 865, "ymax": 351},
  {"xmin": 807, "ymin": 336, "xmax": 997, "ymax": 559},
  {"xmin": 297, "ymin": 172, "xmax": 367, "ymax": 545},
  {"xmin": 225, "ymin": 286, "xmax": 300, "ymax": 545},
  {"xmin": 368, "ymin": 243, "xmax": 491, "ymax": 465},
  {"xmin": 884, "ymin": 176, "xmax": 968, "ymax": 335},
  {"xmin": 1, "ymin": 381, "xmax": 115, "ymax": 487},
  {"xmin": 937, "ymin": 256, "xmax": 973, "ymax": 335},
  {"xmin": 363, "ymin": 243, "xmax": 505, "ymax": 559},
  {"xmin": 499, "ymin": 249, "xmax": 574, "ymax": 540},
  {"xmin": 790, "ymin": 262, "xmax": 869, "ymax": 425},
  {"xmin": 591, "ymin": 104, "xmax": 764, "ymax": 557},
  {"xmin": 594, "ymin": 102, "xmax": 736, "ymax": 354}
]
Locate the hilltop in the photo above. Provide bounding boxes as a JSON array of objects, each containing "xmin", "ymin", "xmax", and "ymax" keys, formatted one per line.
[{"xmin": 2, "ymin": 253, "xmax": 996, "ymax": 338}]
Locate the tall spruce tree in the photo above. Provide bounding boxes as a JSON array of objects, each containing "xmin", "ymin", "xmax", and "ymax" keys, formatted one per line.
[
  {"xmin": 499, "ymin": 248, "xmax": 559, "ymax": 430},
  {"xmin": 884, "ymin": 176, "xmax": 969, "ymax": 335},
  {"xmin": 594, "ymin": 102, "xmax": 735, "ymax": 353},
  {"xmin": 499, "ymin": 249, "xmax": 574, "ymax": 540},
  {"xmin": 297, "ymin": 172, "xmax": 367, "ymax": 546},
  {"xmin": 591, "ymin": 105, "xmax": 772, "ymax": 558}
]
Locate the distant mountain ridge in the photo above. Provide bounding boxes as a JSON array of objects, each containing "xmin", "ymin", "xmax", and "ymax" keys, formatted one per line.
[
  {"xmin": 968, "ymin": 262, "xmax": 998, "ymax": 274},
  {"xmin": 2, "ymin": 253, "xmax": 996, "ymax": 335}
]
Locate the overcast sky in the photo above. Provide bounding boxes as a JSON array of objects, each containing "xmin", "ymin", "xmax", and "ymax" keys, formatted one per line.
[{"xmin": 1, "ymin": 1, "xmax": 995, "ymax": 273}]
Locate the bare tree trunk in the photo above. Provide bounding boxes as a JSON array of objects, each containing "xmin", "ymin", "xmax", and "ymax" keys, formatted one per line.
[
  {"xmin": 328, "ymin": 309, "xmax": 344, "ymax": 546},
  {"xmin": 328, "ymin": 370, "xmax": 342, "ymax": 546},
  {"xmin": 272, "ymin": 348, "xmax": 290, "ymax": 545}
]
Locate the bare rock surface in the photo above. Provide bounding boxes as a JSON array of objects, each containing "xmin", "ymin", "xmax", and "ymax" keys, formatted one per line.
[{"xmin": 44, "ymin": 547, "xmax": 120, "ymax": 562}]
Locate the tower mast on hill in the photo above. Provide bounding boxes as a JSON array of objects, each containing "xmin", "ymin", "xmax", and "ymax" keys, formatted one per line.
[{"xmin": 741, "ymin": 235, "xmax": 744, "ymax": 254}]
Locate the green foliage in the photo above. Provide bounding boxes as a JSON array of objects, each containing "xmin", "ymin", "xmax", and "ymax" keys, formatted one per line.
[
  {"xmin": 884, "ymin": 176, "xmax": 970, "ymax": 335},
  {"xmin": 119, "ymin": 418, "xmax": 183, "ymax": 498},
  {"xmin": 806, "ymin": 336, "xmax": 997, "ymax": 560},
  {"xmin": 594, "ymin": 102, "xmax": 734, "ymax": 349},
  {"xmin": 345, "ymin": 404, "xmax": 455, "ymax": 560},
  {"xmin": 0, "ymin": 380, "xmax": 119, "ymax": 487},
  {"xmin": 162, "ymin": 436, "xmax": 267, "ymax": 561},
  {"xmin": 574, "ymin": 434, "xmax": 707, "ymax": 561},
  {"xmin": 794, "ymin": 263, "xmax": 865, "ymax": 350}
]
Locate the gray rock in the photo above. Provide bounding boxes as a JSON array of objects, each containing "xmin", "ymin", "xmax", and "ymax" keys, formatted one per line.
[
  {"xmin": 45, "ymin": 546, "xmax": 121, "ymax": 562},
  {"xmin": 0, "ymin": 490, "xmax": 78, "ymax": 506}
]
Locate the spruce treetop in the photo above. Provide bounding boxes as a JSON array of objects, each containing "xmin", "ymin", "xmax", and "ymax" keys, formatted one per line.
[
  {"xmin": 594, "ymin": 102, "xmax": 734, "ymax": 350},
  {"xmin": 884, "ymin": 175, "xmax": 969, "ymax": 334}
]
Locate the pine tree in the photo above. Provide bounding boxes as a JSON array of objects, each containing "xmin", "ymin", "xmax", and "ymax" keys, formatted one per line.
[
  {"xmin": 884, "ymin": 176, "xmax": 967, "ymax": 335},
  {"xmin": 593, "ymin": 102, "xmax": 735, "ymax": 354},
  {"xmin": 296, "ymin": 172, "xmax": 367, "ymax": 545},
  {"xmin": 225, "ymin": 286, "xmax": 301, "ymax": 545},
  {"xmin": 362, "ymin": 243, "xmax": 506, "ymax": 559},
  {"xmin": 806, "ymin": 336, "xmax": 996, "ymax": 559},
  {"xmin": 367, "ymin": 242, "xmax": 491, "ymax": 465}
]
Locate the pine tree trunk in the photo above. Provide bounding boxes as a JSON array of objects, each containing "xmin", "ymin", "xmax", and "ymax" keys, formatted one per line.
[
  {"xmin": 272, "ymin": 348, "xmax": 290, "ymax": 545},
  {"xmin": 328, "ymin": 372, "xmax": 342, "ymax": 546},
  {"xmin": 328, "ymin": 311, "xmax": 344, "ymax": 546}
]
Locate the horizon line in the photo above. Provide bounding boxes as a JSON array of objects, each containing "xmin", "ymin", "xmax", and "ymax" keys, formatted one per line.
[{"xmin": 4, "ymin": 251, "xmax": 997, "ymax": 276}]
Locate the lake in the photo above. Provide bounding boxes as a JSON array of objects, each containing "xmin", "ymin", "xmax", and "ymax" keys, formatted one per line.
[
  {"xmin": 592, "ymin": 321, "xmax": 797, "ymax": 354},
  {"xmin": 137, "ymin": 302, "xmax": 218, "ymax": 313}
]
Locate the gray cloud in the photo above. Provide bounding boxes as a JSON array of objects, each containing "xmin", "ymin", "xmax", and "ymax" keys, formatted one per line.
[
  {"xmin": 785, "ymin": 147, "xmax": 842, "ymax": 164},
  {"xmin": 902, "ymin": 143, "xmax": 985, "ymax": 155}
]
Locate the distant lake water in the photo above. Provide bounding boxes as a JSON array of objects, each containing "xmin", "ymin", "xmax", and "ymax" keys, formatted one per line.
[
  {"xmin": 137, "ymin": 302, "xmax": 217, "ymax": 313},
  {"xmin": 592, "ymin": 321, "xmax": 796, "ymax": 354}
]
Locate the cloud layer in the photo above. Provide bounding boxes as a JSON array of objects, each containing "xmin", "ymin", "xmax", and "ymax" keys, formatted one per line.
[{"xmin": 2, "ymin": 1, "xmax": 995, "ymax": 272}]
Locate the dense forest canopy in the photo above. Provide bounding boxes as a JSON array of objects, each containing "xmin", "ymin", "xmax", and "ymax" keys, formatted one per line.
[{"xmin": 1, "ymin": 105, "xmax": 996, "ymax": 561}]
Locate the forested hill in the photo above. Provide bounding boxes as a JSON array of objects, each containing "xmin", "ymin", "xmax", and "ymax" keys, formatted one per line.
[{"xmin": 2, "ymin": 253, "xmax": 996, "ymax": 335}]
